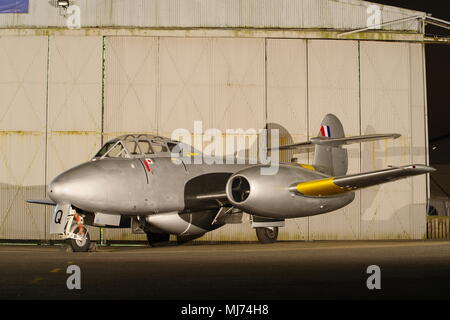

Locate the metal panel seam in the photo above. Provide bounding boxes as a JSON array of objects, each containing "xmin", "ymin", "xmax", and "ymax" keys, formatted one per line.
[
  {"xmin": 264, "ymin": 38, "xmax": 268, "ymax": 150},
  {"xmin": 408, "ymin": 43, "xmax": 413, "ymax": 238},
  {"xmin": 305, "ymin": 38, "xmax": 310, "ymax": 240},
  {"xmin": 422, "ymin": 43, "xmax": 430, "ymax": 199},
  {"xmin": 357, "ymin": 40, "xmax": 362, "ymax": 240},
  {"xmin": 156, "ymin": 37, "xmax": 160, "ymax": 135},
  {"xmin": 100, "ymin": 35, "xmax": 106, "ymax": 244},
  {"xmin": 101, "ymin": 36, "xmax": 106, "ymax": 146},
  {"xmin": 44, "ymin": 35, "xmax": 50, "ymax": 238}
]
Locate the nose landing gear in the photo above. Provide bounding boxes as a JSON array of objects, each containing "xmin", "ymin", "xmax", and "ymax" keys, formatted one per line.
[
  {"xmin": 67, "ymin": 224, "xmax": 91, "ymax": 252},
  {"xmin": 65, "ymin": 211, "xmax": 91, "ymax": 252}
]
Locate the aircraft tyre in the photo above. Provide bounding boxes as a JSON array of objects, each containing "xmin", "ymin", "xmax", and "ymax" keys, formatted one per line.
[
  {"xmin": 255, "ymin": 227, "xmax": 278, "ymax": 244},
  {"xmin": 146, "ymin": 232, "xmax": 170, "ymax": 247},
  {"xmin": 176, "ymin": 234, "xmax": 204, "ymax": 245},
  {"xmin": 67, "ymin": 226, "xmax": 91, "ymax": 252}
]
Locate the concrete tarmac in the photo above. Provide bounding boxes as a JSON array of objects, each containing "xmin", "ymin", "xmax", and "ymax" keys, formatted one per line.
[{"xmin": 1, "ymin": 240, "xmax": 450, "ymax": 300}]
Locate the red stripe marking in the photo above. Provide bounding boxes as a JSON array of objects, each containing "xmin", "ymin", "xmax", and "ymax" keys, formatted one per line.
[
  {"xmin": 143, "ymin": 160, "xmax": 151, "ymax": 172},
  {"xmin": 320, "ymin": 126, "xmax": 326, "ymax": 137}
]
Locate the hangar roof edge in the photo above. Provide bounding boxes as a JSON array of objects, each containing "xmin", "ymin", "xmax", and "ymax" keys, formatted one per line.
[{"xmin": 0, "ymin": 0, "xmax": 426, "ymax": 33}]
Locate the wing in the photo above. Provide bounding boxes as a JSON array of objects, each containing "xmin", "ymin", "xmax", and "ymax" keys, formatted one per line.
[
  {"xmin": 26, "ymin": 199, "xmax": 56, "ymax": 206},
  {"xmin": 271, "ymin": 133, "xmax": 400, "ymax": 150},
  {"xmin": 291, "ymin": 165, "xmax": 435, "ymax": 197}
]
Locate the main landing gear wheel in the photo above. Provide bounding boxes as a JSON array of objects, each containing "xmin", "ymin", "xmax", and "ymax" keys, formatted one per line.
[
  {"xmin": 67, "ymin": 226, "xmax": 91, "ymax": 252},
  {"xmin": 176, "ymin": 234, "xmax": 204, "ymax": 245},
  {"xmin": 255, "ymin": 227, "xmax": 279, "ymax": 244},
  {"xmin": 146, "ymin": 232, "xmax": 170, "ymax": 247}
]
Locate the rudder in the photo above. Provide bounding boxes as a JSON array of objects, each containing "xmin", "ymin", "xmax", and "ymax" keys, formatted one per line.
[{"xmin": 313, "ymin": 114, "xmax": 348, "ymax": 176}]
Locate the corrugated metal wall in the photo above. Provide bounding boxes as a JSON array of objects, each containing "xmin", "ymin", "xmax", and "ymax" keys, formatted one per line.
[
  {"xmin": 409, "ymin": 44, "xmax": 428, "ymax": 239},
  {"xmin": 46, "ymin": 36, "xmax": 103, "ymax": 240},
  {"xmin": 266, "ymin": 39, "xmax": 309, "ymax": 240},
  {"xmin": 0, "ymin": 0, "xmax": 424, "ymax": 32},
  {"xmin": 0, "ymin": 35, "xmax": 428, "ymax": 241},
  {"xmin": 360, "ymin": 42, "xmax": 427, "ymax": 239},
  {"xmin": 0, "ymin": 36, "xmax": 47, "ymax": 239},
  {"xmin": 307, "ymin": 40, "xmax": 361, "ymax": 240}
]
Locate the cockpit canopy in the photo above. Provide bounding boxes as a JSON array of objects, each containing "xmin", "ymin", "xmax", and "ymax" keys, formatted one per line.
[{"xmin": 94, "ymin": 134, "xmax": 180, "ymax": 159}]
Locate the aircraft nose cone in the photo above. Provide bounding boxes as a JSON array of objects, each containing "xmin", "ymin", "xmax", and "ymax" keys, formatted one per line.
[
  {"xmin": 48, "ymin": 176, "xmax": 70, "ymax": 203},
  {"xmin": 47, "ymin": 161, "xmax": 105, "ymax": 205},
  {"xmin": 47, "ymin": 160, "xmax": 123, "ymax": 212},
  {"xmin": 46, "ymin": 159, "xmax": 143, "ymax": 214}
]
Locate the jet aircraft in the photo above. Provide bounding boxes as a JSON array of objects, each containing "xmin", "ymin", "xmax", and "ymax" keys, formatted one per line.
[{"xmin": 28, "ymin": 114, "xmax": 434, "ymax": 251}]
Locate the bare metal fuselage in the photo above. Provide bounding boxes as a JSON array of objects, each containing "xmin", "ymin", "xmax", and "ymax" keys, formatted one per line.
[
  {"xmin": 33, "ymin": 116, "xmax": 433, "ymax": 250},
  {"xmin": 48, "ymin": 156, "xmax": 354, "ymax": 219}
]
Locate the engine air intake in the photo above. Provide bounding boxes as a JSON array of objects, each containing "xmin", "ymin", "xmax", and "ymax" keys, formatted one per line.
[{"xmin": 230, "ymin": 176, "xmax": 251, "ymax": 203}]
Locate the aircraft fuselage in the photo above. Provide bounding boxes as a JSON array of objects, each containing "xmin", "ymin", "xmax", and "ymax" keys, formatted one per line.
[{"xmin": 48, "ymin": 156, "xmax": 355, "ymax": 219}]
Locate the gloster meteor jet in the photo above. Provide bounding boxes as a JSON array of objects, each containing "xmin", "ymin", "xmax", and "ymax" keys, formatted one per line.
[{"xmin": 28, "ymin": 114, "xmax": 434, "ymax": 251}]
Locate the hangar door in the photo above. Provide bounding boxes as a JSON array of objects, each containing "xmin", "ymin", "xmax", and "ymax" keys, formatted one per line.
[
  {"xmin": 0, "ymin": 35, "xmax": 428, "ymax": 242},
  {"xmin": 0, "ymin": 37, "xmax": 47, "ymax": 240}
]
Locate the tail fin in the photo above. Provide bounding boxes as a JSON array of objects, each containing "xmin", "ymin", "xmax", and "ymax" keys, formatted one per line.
[
  {"xmin": 270, "ymin": 113, "xmax": 401, "ymax": 175},
  {"xmin": 313, "ymin": 114, "xmax": 348, "ymax": 176}
]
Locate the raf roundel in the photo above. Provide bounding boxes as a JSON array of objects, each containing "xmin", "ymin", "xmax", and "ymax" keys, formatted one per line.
[{"xmin": 143, "ymin": 158, "xmax": 153, "ymax": 172}]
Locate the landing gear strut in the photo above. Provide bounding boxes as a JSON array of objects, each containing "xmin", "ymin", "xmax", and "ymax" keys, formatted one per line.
[
  {"xmin": 255, "ymin": 227, "xmax": 279, "ymax": 244},
  {"xmin": 66, "ymin": 213, "xmax": 91, "ymax": 252},
  {"xmin": 67, "ymin": 225, "xmax": 91, "ymax": 252}
]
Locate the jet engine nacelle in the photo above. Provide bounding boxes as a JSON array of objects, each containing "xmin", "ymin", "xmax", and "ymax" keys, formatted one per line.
[
  {"xmin": 225, "ymin": 165, "xmax": 355, "ymax": 219},
  {"xmin": 145, "ymin": 210, "xmax": 221, "ymax": 236}
]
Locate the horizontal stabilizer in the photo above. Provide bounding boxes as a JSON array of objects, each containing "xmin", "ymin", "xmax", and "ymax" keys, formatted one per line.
[
  {"xmin": 26, "ymin": 199, "xmax": 56, "ymax": 206},
  {"xmin": 311, "ymin": 133, "xmax": 401, "ymax": 146},
  {"xmin": 272, "ymin": 133, "xmax": 400, "ymax": 150},
  {"xmin": 291, "ymin": 164, "xmax": 435, "ymax": 197}
]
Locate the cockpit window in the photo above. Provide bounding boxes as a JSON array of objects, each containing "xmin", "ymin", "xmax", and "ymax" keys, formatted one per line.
[
  {"xmin": 125, "ymin": 141, "xmax": 141, "ymax": 155},
  {"xmin": 94, "ymin": 135, "xmax": 181, "ymax": 159},
  {"xmin": 168, "ymin": 142, "xmax": 201, "ymax": 156},
  {"xmin": 167, "ymin": 143, "xmax": 178, "ymax": 152},
  {"xmin": 95, "ymin": 142, "xmax": 114, "ymax": 157},
  {"xmin": 105, "ymin": 142, "xmax": 129, "ymax": 158},
  {"xmin": 151, "ymin": 140, "xmax": 168, "ymax": 153},
  {"xmin": 138, "ymin": 140, "xmax": 153, "ymax": 154},
  {"xmin": 95, "ymin": 141, "xmax": 130, "ymax": 159}
]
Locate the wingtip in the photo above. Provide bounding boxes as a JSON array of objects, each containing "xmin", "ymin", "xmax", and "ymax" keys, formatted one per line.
[
  {"xmin": 423, "ymin": 165, "xmax": 436, "ymax": 173},
  {"xmin": 407, "ymin": 164, "xmax": 436, "ymax": 173}
]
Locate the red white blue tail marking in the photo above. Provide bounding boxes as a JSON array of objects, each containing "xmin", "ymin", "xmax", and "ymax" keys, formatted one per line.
[{"xmin": 320, "ymin": 125, "xmax": 331, "ymax": 137}]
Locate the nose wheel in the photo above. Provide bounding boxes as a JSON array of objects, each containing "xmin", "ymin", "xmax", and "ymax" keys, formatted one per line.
[
  {"xmin": 66, "ymin": 212, "xmax": 91, "ymax": 252},
  {"xmin": 255, "ymin": 227, "xmax": 279, "ymax": 244},
  {"xmin": 67, "ymin": 225, "xmax": 91, "ymax": 252}
]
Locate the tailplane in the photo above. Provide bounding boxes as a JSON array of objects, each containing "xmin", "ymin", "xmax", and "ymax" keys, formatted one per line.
[{"xmin": 270, "ymin": 113, "xmax": 401, "ymax": 176}]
